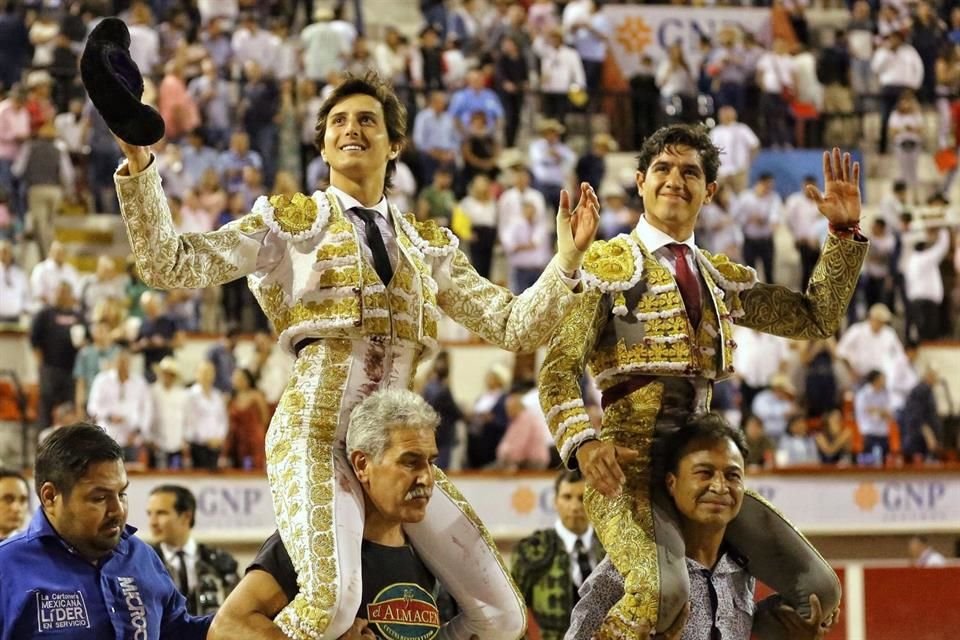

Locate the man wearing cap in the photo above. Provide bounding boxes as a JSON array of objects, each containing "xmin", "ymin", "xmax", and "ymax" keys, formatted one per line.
[
  {"xmin": 101, "ymin": 53, "xmax": 598, "ymax": 640},
  {"xmin": 151, "ymin": 356, "xmax": 188, "ymax": 469},
  {"xmin": 529, "ymin": 119, "xmax": 577, "ymax": 216},
  {"xmin": 836, "ymin": 303, "xmax": 906, "ymax": 383},
  {"xmin": 539, "ymin": 125, "xmax": 866, "ymax": 638}
]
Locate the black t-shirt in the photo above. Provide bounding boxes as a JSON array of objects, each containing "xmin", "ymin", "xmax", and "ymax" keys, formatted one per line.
[{"xmin": 249, "ymin": 531, "xmax": 442, "ymax": 639}]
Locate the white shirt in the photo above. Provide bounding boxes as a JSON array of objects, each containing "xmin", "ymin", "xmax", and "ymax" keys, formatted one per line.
[
  {"xmin": 732, "ymin": 189, "xmax": 782, "ymax": 239},
  {"xmin": 888, "ymin": 110, "xmax": 924, "ymax": 145},
  {"xmin": 327, "ymin": 185, "xmax": 398, "ymax": 272},
  {"xmin": 127, "ymin": 24, "xmax": 160, "ymax": 75},
  {"xmin": 160, "ymin": 537, "xmax": 199, "ymax": 592},
  {"xmin": 784, "ymin": 192, "xmax": 826, "ymax": 245},
  {"xmin": 184, "ymin": 384, "xmax": 228, "ymax": 443},
  {"xmin": 884, "ymin": 350, "xmax": 919, "ymax": 413},
  {"xmin": 502, "ymin": 216, "xmax": 551, "ymax": 270},
  {"xmin": 231, "ymin": 28, "xmax": 281, "ymax": 70},
  {"xmin": 498, "ymin": 186, "xmax": 547, "ymax": 234},
  {"xmin": 916, "ymin": 548, "xmax": 947, "ymax": 567},
  {"xmin": 0, "ymin": 262, "xmax": 30, "ymax": 319},
  {"xmin": 710, "ymin": 123, "xmax": 760, "ymax": 177},
  {"xmin": 751, "ymin": 389, "xmax": 794, "ymax": 440},
  {"xmin": 151, "ymin": 382, "xmax": 188, "ymax": 453},
  {"xmin": 731, "ymin": 326, "xmax": 791, "ymax": 388},
  {"xmin": 554, "ymin": 521, "xmax": 596, "ymax": 587},
  {"xmin": 30, "ymin": 258, "xmax": 80, "ymax": 307},
  {"xmin": 87, "ymin": 369, "xmax": 154, "ymax": 445},
  {"xmin": 528, "ymin": 139, "xmax": 577, "ymax": 187},
  {"xmin": 836, "ymin": 322, "xmax": 906, "ymax": 379},
  {"xmin": 534, "ymin": 42, "xmax": 586, "ymax": 93},
  {"xmin": 635, "ymin": 214, "xmax": 701, "ymax": 279},
  {"xmin": 755, "ymin": 53, "xmax": 794, "ymax": 93},
  {"xmin": 460, "ymin": 196, "xmax": 497, "ymax": 228},
  {"xmin": 854, "ymin": 384, "xmax": 891, "ymax": 437},
  {"xmin": 903, "ymin": 230, "xmax": 950, "ymax": 303},
  {"xmin": 870, "ymin": 45, "xmax": 924, "ymax": 89}
]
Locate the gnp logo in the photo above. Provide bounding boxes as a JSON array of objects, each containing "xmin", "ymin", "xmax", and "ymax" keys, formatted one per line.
[{"xmin": 855, "ymin": 481, "xmax": 948, "ymax": 521}]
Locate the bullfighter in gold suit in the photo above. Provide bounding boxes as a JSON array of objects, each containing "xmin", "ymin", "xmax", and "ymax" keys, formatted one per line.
[
  {"xmin": 539, "ymin": 125, "xmax": 867, "ymax": 639},
  {"xmin": 111, "ymin": 72, "xmax": 599, "ymax": 640}
]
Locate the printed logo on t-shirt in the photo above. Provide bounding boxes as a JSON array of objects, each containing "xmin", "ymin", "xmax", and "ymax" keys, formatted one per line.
[
  {"xmin": 118, "ymin": 576, "xmax": 149, "ymax": 640},
  {"xmin": 366, "ymin": 582, "xmax": 440, "ymax": 640},
  {"xmin": 35, "ymin": 590, "xmax": 91, "ymax": 632}
]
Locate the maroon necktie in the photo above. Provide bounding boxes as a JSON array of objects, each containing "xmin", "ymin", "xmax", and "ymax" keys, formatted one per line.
[{"xmin": 668, "ymin": 243, "xmax": 702, "ymax": 329}]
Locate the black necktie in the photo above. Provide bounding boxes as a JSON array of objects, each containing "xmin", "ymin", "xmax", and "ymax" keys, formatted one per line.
[
  {"xmin": 573, "ymin": 538, "xmax": 593, "ymax": 587},
  {"xmin": 175, "ymin": 549, "xmax": 189, "ymax": 595},
  {"xmin": 354, "ymin": 208, "xmax": 394, "ymax": 285}
]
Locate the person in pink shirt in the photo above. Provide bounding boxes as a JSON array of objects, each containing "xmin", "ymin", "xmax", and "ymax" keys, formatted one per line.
[
  {"xmin": 158, "ymin": 60, "xmax": 200, "ymax": 142},
  {"xmin": 496, "ymin": 386, "xmax": 552, "ymax": 470},
  {"xmin": 0, "ymin": 84, "xmax": 31, "ymax": 217}
]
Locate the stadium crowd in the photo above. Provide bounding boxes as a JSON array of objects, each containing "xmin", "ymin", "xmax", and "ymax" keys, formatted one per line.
[{"xmin": 0, "ymin": 0, "xmax": 959, "ymax": 474}]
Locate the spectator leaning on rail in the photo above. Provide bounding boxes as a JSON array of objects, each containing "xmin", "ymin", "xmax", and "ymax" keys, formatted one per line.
[{"xmin": 0, "ymin": 423, "xmax": 211, "ymax": 639}]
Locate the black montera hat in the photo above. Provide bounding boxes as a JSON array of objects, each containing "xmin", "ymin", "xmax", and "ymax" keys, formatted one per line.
[{"xmin": 80, "ymin": 17, "xmax": 165, "ymax": 146}]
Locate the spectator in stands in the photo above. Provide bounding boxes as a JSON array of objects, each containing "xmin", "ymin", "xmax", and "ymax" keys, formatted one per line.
[
  {"xmin": 815, "ymin": 409, "xmax": 853, "ymax": 466},
  {"xmin": 733, "ymin": 172, "xmax": 782, "ymax": 282},
  {"xmin": 225, "ymin": 368, "xmax": 268, "ymax": 470},
  {"xmin": 908, "ymin": 535, "xmax": 947, "ymax": 567},
  {"xmin": 409, "ymin": 24, "xmax": 446, "ymax": 92},
  {"xmin": 859, "ymin": 218, "xmax": 897, "ymax": 315},
  {"xmin": 695, "ymin": 183, "xmax": 741, "ymax": 259},
  {"xmin": 878, "ymin": 180, "xmax": 909, "ymax": 225},
  {"xmin": 78, "ymin": 256, "xmax": 127, "ymax": 324},
  {"xmin": 0, "ymin": 239, "xmax": 29, "ymax": 323},
  {"xmin": 755, "ymin": 37, "xmax": 795, "ymax": 148},
  {"xmin": 656, "ymin": 41, "xmax": 698, "ymax": 124},
  {"xmin": 29, "ymin": 239, "xmax": 78, "ymax": 306},
  {"xmin": 0, "ymin": 3, "xmax": 30, "ymax": 92},
  {"xmin": 855, "ymin": 369, "xmax": 894, "ymax": 462},
  {"xmin": 147, "ymin": 484, "xmax": 240, "ymax": 614},
  {"xmin": 127, "ymin": 2, "xmax": 160, "ymax": 77},
  {"xmin": 12, "ymin": 118, "xmax": 73, "ymax": 258},
  {"xmin": 785, "ymin": 175, "xmax": 828, "ymax": 289},
  {"xmin": 743, "ymin": 414, "xmax": 775, "ymax": 470},
  {"xmin": 87, "ymin": 347, "xmax": 153, "ymax": 462},
  {"xmin": 776, "ymin": 415, "xmax": 819, "ymax": 466},
  {"xmin": 459, "ymin": 174, "xmax": 497, "ymax": 279},
  {"xmin": 751, "ymin": 373, "xmax": 798, "ymax": 442},
  {"xmin": 899, "ymin": 366, "xmax": 942, "ymax": 462},
  {"xmin": 412, "ymin": 90, "xmax": 458, "ymax": 186},
  {"xmin": 534, "ymin": 26, "xmax": 585, "ymax": 122},
  {"xmin": 465, "ymin": 363, "xmax": 509, "ymax": 469},
  {"xmin": 493, "ymin": 36, "xmax": 528, "ymax": 148},
  {"xmin": 576, "ymin": 132, "xmax": 616, "ymax": 195},
  {"xmin": 84, "ymin": 102, "xmax": 122, "ymax": 214},
  {"xmin": 502, "ymin": 200, "xmax": 552, "ymax": 293},
  {"xmin": 182, "ymin": 137, "xmax": 221, "ymax": 198},
  {"xmin": 232, "ymin": 12, "xmax": 280, "ymax": 76},
  {"xmin": 791, "ymin": 42, "xmax": 825, "ymax": 148},
  {"xmin": 187, "ymin": 62, "xmax": 232, "ymax": 151},
  {"xmin": 219, "ymin": 131, "xmax": 263, "ymax": 194},
  {"xmin": 567, "ymin": 0, "xmax": 611, "ymax": 98},
  {"xmin": 709, "ymin": 106, "xmax": 759, "ymax": 195},
  {"xmin": 184, "ymin": 360, "xmax": 228, "ymax": 471},
  {"xmin": 706, "ymin": 26, "xmax": 749, "ymax": 115},
  {"xmin": 512, "ymin": 469, "xmax": 603, "ymax": 640},
  {"xmin": 904, "ymin": 227, "xmax": 951, "ymax": 342},
  {"xmin": 416, "ymin": 164, "xmax": 456, "ymax": 227},
  {"xmin": 498, "ymin": 153, "xmax": 547, "ymax": 233},
  {"xmin": 151, "ymin": 356, "xmax": 189, "ymax": 470},
  {"xmin": 847, "ymin": 0, "xmax": 876, "ymax": 110},
  {"xmin": 871, "ymin": 29, "xmax": 924, "ymax": 154},
  {"xmin": 345, "ymin": 34, "xmax": 378, "ymax": 77},
  {"xmin": 598, "ymin": 184, "xmax": 636, "ymax": 240},
  {"xmin": 888, "ymin": 91, "xmax": 925, "ymax": 202},
  {"xmin": 134, "ymin": 290, "xmax": 183, "ymax": 383},
  {"xmin": 448, "ymin": 69, "xmax": 504, "ymax": 139},
  {"xmin": 732, "ymin": 325, "xmax": 792, "ymax": 416},
  {"xmin": 529, "ymin": 118, "xmax": 576, "ymax": 215},
  {"xmin": 237, "ymin": 331, "xmax": 291, "ymax": 409},
  {"xmin": 207, "ymin": 326, "xmax": 240, "ymax": 394},
  {"xmin": 885, "ymin": 342, "xmax": 920, "ymax": 417},
  {"xmin": 0, "ymin": 468, "xmax": 28, "ymax": 542},
  {"xmin": 837, "ymin": 303, "xmax": 905, "ymax": 383},
  {"xmin": 301, "ymin": 8, "xmax": 347, "ymax": 86},
  {"xmin": 276, "ymin": 82, "xmax": 303, "ymax": 187},
  {"xmin": 72, "ymin": 319, "xmax": 120, "ymax": 412},
  {"xmin": 158, "ymin": 60, "xmax": 201, "ymax": 143},
  {"xmin": 459, "ymin": 111, "xmax": 500, "ymax": 195},
  {"xmin": 239, "ymin": 61, "xmax": 280, "ymax": 188},
  {"xmin": 30, "ymin": 280, "xmax": 82, "ymax": 428},
  {"xmin": 496, "ymin": 385, "xmax": 551, "ymax": 471},
  {"xmin": 911, "ymin": 1, "xmax": 948, "ymax": 105},
  {"xmin": 420, "ymin": 352, "xmax": 463, "ymax": 470},
  {"xmin": 801, "ymin": 337, "xmax": 840, "ymax": 419}
]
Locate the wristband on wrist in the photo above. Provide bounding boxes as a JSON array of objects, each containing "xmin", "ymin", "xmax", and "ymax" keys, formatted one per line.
[{"xmin": 829, "ymin": 221, "xmax": 861, "ymax": 237}]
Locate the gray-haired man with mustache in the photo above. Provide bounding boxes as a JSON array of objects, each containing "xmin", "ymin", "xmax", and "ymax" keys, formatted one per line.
[{"xmin": 210, "ymin": 389, "xmax": 464, "ymax": 640}]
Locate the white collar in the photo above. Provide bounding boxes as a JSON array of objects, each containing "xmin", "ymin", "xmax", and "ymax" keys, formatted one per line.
[
  {"xmin": 635, "ymin": 215, "xmax": 697, "ymax": 254},
  {"xmin": 160, "ymin": 536, "xmax": 198, "ymax": 560},
  {"xmin": 327, "ymin": 184, "xmax": 390, "ymax": 221},
  {"xmin": 554, "ymin": 520, "xmax": 593, "ymax": 554}
]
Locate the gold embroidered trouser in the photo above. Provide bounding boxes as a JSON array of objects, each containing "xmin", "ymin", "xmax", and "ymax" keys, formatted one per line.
[
  {"xmin": 588, "ymin": 380, "xmax": 841, "ymax": 639},
  {"xmin": 265, "ymin": 340, "xmax": 526, "ymax": 640}
]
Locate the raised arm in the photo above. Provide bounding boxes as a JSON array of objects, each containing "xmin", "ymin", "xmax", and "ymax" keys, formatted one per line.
[
  {"xmin": 114, "ymin": 141, "xmax": 278, "ymax": 290},
  {"xmin": 435, "ymin": 184, "xmax": 599, "ymax": 352},
  {"xmin": 737, "ymin": 149, "xmax": 868, "ymax": 339}
]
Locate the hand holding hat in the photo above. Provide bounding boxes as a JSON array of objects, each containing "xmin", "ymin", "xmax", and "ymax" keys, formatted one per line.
[{"xmin": 80, "ymin": 17, "xmax": 165, "ymax": 150}]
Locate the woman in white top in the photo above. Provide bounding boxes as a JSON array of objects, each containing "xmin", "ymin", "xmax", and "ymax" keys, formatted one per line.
[
  {"xmin": 459, "ymin": 175, "xmax": 499, "ymax": 279},
  {"xmin": 887, "ymin": 91, "xmax": 925, "ymax": 202},
  {"xmin": 655, "ymin": 42, "xmax": 697, "ymax": 121}
]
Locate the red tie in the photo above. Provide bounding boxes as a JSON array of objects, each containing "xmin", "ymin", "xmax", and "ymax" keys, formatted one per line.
[{"xmin": 668, "ymin": 243, "xmax": 701, "ymax": 329}]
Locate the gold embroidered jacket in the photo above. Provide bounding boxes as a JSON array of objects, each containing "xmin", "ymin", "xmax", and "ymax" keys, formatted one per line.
[
  {"xmin": 114, "ymin": 161, "xmax": 581, "ymax": 357},
  {"xmin": 539, "ymin": 229, "xmax": 868, "ymax": 463}
]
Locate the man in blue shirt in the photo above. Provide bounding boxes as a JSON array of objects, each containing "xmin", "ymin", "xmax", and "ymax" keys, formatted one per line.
[
  {"xmin": 0, "ymin": 423, "xmax": 211, "ymax": 640},
  {"xmin": 447, "ymin": 70, "xmax": 504, "ymax": 138}
]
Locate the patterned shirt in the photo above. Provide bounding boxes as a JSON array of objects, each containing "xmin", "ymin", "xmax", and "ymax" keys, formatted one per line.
[{"xmin": 566, "ymin": 553, "xmax": 755, "ymax": 640}]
